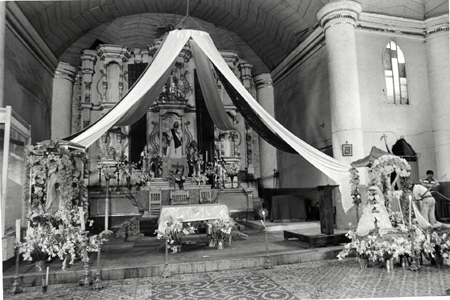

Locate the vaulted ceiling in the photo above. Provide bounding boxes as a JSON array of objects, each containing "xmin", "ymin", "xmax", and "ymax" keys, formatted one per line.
[{"xmin": 14, "ymin": 0, "xmax": 449, "ymax": 75}]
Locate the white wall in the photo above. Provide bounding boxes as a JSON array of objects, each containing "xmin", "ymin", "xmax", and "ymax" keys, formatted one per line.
[{"xmin": 355, "ymin": 30, "xmax": 436, "ymax": 177}]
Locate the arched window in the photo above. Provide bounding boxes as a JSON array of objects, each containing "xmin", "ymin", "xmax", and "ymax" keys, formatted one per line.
[{"xmin": 384, "ymin": 40, "xmax": 408, "ymax": 104}]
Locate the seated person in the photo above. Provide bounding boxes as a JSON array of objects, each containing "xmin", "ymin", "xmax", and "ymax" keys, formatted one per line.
[{"xmin": 356, "ymin": 185, "xmax": 393, "ymax": 236}]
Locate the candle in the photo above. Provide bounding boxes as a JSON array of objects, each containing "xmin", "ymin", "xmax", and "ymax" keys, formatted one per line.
[
  {"xmin": 79, "ymin": 207, "xmax": 85, "ymax": 231},
  {"xmin": 46, "ymin": 266, "xmax": 49, "ymax": 286},
  {"xmin": 409, "ymin": 195, "xmax": 412, "ymax": 226},
  {"xmin": 16, "ymin": 219, "xmax": 21, "ymax": 242},
  {"xmin": 205, "ymin": 151, "xmax": 208, "ymax": 164}
]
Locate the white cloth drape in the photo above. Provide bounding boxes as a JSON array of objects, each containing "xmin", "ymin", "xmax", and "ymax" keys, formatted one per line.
[
  {"xmin": 69, "ymin": 30, "xmax": 350, "ymax": 183},
  {"xmin": 189, "ymin": 31, "xmax": 349, "ymax": 183}
]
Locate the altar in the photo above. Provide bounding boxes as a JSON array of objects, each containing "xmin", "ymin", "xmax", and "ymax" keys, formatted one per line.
[{"xmin": 157, "ymin": 204, "xmax": 229, "ymax": 233}]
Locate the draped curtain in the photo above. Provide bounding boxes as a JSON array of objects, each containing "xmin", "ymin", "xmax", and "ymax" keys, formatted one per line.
[{"xmin": 67, "ymin": 30, "xmax": 350, "ymax": 184}]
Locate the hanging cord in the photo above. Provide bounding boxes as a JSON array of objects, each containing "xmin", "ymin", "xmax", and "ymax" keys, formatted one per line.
[{"xmin": 175, "ymin": 0, "xmax": 206, "ymax": 31}]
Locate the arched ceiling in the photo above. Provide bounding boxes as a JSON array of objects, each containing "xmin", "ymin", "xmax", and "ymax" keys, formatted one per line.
[{"xmin": 14, "ymin": 0, "xmax": 449, "ymax": 75}]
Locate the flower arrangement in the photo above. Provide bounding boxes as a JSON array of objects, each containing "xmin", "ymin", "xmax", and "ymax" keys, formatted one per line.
[
  {"xmin": 208, "ymin": 218, "xmax": 237, "ymax": 243},
  {"xmin": 17, "ymin": 208, "xmax": 106, "ymax": 269},
  {"xmin": 225, "ymin": 162, "xmax": 240, "ymax": 177},
  {"xmin": 19, "ymin": 140, "xmax": 104, "ymax": 269},
  {"xmin": 337, "ymin": 230, "xmax": 378, "ymax": 260},
  {"xmin": 431, "ymin": 229, "xmax": 450, "ymax": 259},
  {"xmin": 168, "ymin": 166, "xmax": 186, "ymax": 190},
  {"xmin": 349, "ymin": 167, "xmax": 362, "ymax": 206},
  {"xmin": 156, "ymin": 221, "xmax": 197, "ymax": 251},
  {"xmin": 193, "ymin": 173, "xmax": 208, "ymax": 185},
  {"xmin": 135, "ymin": 169, "xmax": 153, "ymax": 189}
]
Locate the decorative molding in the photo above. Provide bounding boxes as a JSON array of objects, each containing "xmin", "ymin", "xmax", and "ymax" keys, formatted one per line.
[
  {"xmin": 5, "ymin": 2, "xmax": 58, "ymax": 75},
  {"xmin": 272, "ymin": 11, "xmax": 449, "ymax": 84},
  {"xmin": 54, "ymin": 62, "xmax": 78, "ymax": 82},
  {"xmin": 316, "ymin": 1, "xmax": 362, "ymax": 30},
  {"xmin": 97, "ymin": 44, "xmax": 131, "ymax": 62},
  {"xmin": 253, "ymin": 73, "xmax": 273, "ymax": 90}
]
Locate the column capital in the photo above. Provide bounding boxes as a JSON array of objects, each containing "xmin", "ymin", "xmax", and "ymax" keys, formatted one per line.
[
  {"xmin": 425, "ymin": 15, "xmax": 449, "ymax": 37},
  {"xmin": 54, "ymin": 62, "xmax": 78, "ymax": 82},
  {"xmin": 316, "ymin": 1, "xmax": 362, "ymax": 31},
  {"xmin": 253, "ymin": 73, "xmax": 273, "ymax": 90},
  {"xmin": 97, "ymin": 44, "xmax": 131, "ymax": 62}
]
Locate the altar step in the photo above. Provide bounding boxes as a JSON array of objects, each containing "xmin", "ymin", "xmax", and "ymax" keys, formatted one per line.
[{"xmin": 241, "ymin": 220, "xmax": 322, "ymax": 232}]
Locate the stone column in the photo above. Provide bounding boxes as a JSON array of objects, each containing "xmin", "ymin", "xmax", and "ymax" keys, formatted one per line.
[
  {"xmin": 0, "ymin": 2, "xmax": 5, "ymax": 108},
  {"xmin": 317, "ymin": 1, "xmax": 364, "ymax": 229},
  {"xmin": 425, "ymin": 17, "xmax": 450, "ymax": 181},
  {"xmin": 316, "ymin": 1, "xmax": 364, "ymax": 164},
  {"xmin": 254, "ymin": 73, "xmax": 277, "ymax": 188},
  {"xmin": 51, "ymin": 62, "xmax": 78, "ymax": 139}
]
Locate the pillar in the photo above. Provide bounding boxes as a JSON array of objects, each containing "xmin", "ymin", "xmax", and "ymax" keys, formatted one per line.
[
  {"xmin": 0, "ymin": 2, "xmax": 5, "ymax": 108},
  {"xmin": 425, "ymin": 17, "xmax": 450, "ymax": 216},
  {"xmin": 317, "ymin": 1, "xmax": 364, "ymax": 229},
  {"xmin": 51, "ymin": 62, "xmax": 78, "ymax": 139},
  {"xmin": 254, "ymin": 73, "xmax": 277, "ymax": 188},
  {"xmin": 425, "ymin": 17, "xmax": 450, "ymax": 182},
  {"xmin": 316, "ymin": 1, "xmax": 364, "ymax": 164}
]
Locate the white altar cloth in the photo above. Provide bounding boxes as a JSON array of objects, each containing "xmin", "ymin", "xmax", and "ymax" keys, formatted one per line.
[{"xmin": 157, "ymin": 204, "xmax": 230, "ymax": 234}]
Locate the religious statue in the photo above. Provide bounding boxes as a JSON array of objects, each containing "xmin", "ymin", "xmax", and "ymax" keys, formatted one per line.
[
  {"xmin": 140, "ymin": 145, "xmax": 150, "ymax": 172},
  {"xmin": 187, "ymin": 140, "xmax": 198, "ymax": 177},
  {"xmin": 46, "ymin": 165, "xmax": 63, "ymax": 214},
  {"xmin": 166, "ymin": 121, "xmax": 182, "ymax": 158},
  {"xmin": 356, "ymin": 185, "xmax": 394, "ymax": 236}
]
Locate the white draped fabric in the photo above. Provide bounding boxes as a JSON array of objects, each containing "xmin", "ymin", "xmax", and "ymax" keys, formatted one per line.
[{"xmin": 69, "ymin": 30, "xmax": 350, "ymax": 183}]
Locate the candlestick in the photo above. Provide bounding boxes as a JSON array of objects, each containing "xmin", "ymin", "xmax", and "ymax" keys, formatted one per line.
[
  {"xmin": 79, "ymin": 207, "xmax": 85, "ymax": 231},
  {"xmin": 16, "ymin": 219, "xmax": 21, "ymax": 242},
  {"xmin": 409, "ymin": 195, "xmax": 412, "ymax": 226}
]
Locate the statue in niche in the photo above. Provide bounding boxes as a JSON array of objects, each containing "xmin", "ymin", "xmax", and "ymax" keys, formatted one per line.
[
  {"xmin": 187, "ymin": 140, "xmax": 198, "ymax": 177},
  {"xmin": 140, "ymin": 145, "xmax": 150, "ymax": 172},
  {"xmin": 165, "ymin": 121, "xmax": 182, "ymax": 159}
]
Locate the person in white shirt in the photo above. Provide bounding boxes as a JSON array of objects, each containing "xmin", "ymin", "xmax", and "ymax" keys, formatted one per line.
[{"xmin": 411, "ymin": 183, "xmax": 436, "ymax": 225}]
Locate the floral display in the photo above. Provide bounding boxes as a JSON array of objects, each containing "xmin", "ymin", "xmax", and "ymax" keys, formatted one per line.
[
  {"xmin": 19, "ymin": 140, "xmax": 103, "ymax": 269},
  {"xmin": 208, "ymin": 219, "xmax": 237, "ymax": 243},
  {"xmin": 349, "ymin": 167, "xmax": 361, "ymax": 206},
  {"xmin": 156, "ymin": 221, "xmax": 197, "ymax": 252},
  {"xmin": 168, "ymin": 166, "xmax": 186, "ymax": 190},
  {"xmin": 225, "ymin": 162, "xmax": 240, "ymax": 177},
  {"xmin": 339, "ymin": 154, "xmax": 450, "ymax": 270}
]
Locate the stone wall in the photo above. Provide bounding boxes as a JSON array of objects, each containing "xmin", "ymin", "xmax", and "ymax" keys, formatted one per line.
[
  {"xmin": 3, "ymin": 26, "xmax": 53, "ymax": 143},
  {"xmin": 273, "ymin": 46, "xmax": 332, "ymax": 188},
  {"xmin": 355, "ymin": 30, "xmax": 436, "ymax": 179}
]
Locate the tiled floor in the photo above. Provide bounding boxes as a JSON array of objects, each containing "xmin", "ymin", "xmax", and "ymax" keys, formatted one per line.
[{"xmin": 4, "ymin": 258, "xmax": 450, "ymax": 299}]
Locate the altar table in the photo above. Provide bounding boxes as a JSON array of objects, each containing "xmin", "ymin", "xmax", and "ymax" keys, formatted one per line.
[{"xmin": 157, "ymin": 204, "xmax": 230, "ymax": 234}]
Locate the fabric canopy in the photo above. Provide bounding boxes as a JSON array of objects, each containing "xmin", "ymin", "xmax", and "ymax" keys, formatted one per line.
[
  {"xmin": 67, "ymin": 30, "xmax": 350, "ymax": 183},
  {"xmin": 351, "ymin": 146, "xmax": 389, "ymax": 168}
]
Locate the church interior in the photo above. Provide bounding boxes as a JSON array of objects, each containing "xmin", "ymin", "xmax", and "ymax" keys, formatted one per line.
[{"xmin": 1, "ymin": 0, "xmax": 450, "ymax": 291}]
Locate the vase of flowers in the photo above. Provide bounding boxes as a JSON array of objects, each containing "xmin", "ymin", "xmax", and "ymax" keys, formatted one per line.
[
  {"xmin": 156, "ymin": 221, "xmax": 197, "ymax": 253},
  {"xmin": 357, "ymin": 256, "xmax": 369, "ymax": 269},
  {"xmin": 385, "ymin": 257, "xmax": 394, "ymax": 272},
  {"xmin": 208, "ymin": 218, "xmax": 237, "ymax": 249},
  {"xmin": 216, "ymin": 240, "xmax": 225, "ymax": 250}
]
